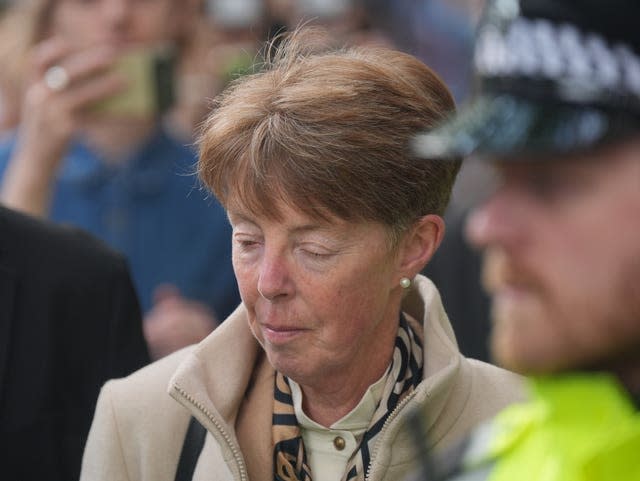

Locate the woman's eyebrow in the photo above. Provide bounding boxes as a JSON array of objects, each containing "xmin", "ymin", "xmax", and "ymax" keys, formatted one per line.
[{"xmin": 227, "ymin": 211, "xmax": 256, "ymax": 225}]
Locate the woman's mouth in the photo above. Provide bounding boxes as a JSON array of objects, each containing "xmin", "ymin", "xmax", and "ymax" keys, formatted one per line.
[{"xmin": 261, "ymin": 324, "xmax": 306, "ymax": 344}]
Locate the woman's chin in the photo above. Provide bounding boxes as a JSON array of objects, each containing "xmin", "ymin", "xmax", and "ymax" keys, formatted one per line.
[{"xmin": 269, "ymin": 357, "xmax": 312, "ymax": 383}]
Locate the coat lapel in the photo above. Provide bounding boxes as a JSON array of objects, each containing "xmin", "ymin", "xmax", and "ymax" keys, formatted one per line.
[{"xmin": 236, "ymin": 351, "xmax": 274, "ymax": 481}]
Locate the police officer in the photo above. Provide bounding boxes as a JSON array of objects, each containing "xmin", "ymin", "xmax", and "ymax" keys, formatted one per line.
[{"xmin": 412, "ymin": 0, "xmax": 640, "ymax": 479}]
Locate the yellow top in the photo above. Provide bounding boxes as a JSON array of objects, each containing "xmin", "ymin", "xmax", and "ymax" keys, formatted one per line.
[{"xmin": 472, "ymin": 373, "xmax": 640, "ymax": 481}]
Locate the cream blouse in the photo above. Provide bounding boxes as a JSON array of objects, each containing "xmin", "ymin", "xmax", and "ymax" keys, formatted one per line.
[{"xmin": 289, "ymin": 372, "xmax": 388, "ymax": 481}]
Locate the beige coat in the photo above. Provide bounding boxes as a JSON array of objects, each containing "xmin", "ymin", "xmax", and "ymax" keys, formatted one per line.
[{"xmin": 80, "ymin": 275, "xmax": 524, "ymax": 481}]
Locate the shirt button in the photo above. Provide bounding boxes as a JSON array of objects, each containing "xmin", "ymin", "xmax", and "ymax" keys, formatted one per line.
[{"xmin": 333, "ymin": 436, "xmax": 346, "ymax": 451}]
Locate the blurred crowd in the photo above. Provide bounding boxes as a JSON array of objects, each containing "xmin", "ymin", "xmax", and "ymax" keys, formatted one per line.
[
  {"xmin": 0, "ymin": 0, "xmax": 491, "ymax": 361},
  {"xmin": 0, "ymin": 0, "xmax": 483, "ymax": 136}
]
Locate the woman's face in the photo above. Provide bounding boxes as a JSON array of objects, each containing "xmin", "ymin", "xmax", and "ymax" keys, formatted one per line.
[
  {"xmin": 229, "ymin": 201, "xmax": 408, "ymax": 390},
  {"xmin": 50, "ymin": 0, "xmax": 179, "ymax": 49}
]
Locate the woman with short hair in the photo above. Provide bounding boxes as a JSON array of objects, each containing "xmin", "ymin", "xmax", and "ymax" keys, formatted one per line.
[{"xmin": 81, "ymin": 28, "xmax": 523, "ymax": 481}]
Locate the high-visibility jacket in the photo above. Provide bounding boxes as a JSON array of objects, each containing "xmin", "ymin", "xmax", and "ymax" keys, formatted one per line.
[{"xmin": 435, "ymin": 373, "xmax": 640, "ymax": 481}]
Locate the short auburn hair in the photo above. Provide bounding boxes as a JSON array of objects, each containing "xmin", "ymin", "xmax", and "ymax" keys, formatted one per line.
[{"xmin": 198, "ymin": 28, "xmax": 460, "ymax": 242}]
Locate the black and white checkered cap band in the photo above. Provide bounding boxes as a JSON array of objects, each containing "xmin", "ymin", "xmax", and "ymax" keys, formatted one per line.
[{"xmin": 475, "ymin": 17, "xmax": 640, "ymax": 105}]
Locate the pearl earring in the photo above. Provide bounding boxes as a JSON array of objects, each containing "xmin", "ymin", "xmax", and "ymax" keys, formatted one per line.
[{"xmin": 400, "ymin": 277, "xmax": 411, "ymax": 289}]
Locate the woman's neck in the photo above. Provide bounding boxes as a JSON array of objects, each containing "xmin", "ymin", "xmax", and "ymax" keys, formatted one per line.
[
  {"xmin": 299, "ymin": 338, "xmax": 396, "ymax": 427},
  {"xmin": 300, "ymin": 372, "xmax": 387, "ymax": 427}
]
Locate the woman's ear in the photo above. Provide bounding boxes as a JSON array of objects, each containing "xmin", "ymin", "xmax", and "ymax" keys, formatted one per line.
[{"xmin": 397, "ymin": 214, "xmax": 445, "ymax": 278}]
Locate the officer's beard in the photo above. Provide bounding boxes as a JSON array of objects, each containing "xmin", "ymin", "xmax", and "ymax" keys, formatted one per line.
[{"xmin": 587, "ymin": 256, "xmax": 640, "ymax": 405}]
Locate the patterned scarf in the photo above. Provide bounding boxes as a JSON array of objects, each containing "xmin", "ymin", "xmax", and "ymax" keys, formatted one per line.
[{"xmin": 272, "ymin": 314, "xmax": 424, "ymax": 481}]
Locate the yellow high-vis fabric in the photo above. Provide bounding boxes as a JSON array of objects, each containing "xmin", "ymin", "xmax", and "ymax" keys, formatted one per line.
[{"xmin": 480, "ymin": 374, "xmax": 640, "ymax": 481}]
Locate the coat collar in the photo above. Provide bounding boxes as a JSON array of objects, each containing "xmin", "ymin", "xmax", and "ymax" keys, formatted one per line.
[{"xmin": 168, "ymin": 275, "xmax": 470, "ymax": 481}]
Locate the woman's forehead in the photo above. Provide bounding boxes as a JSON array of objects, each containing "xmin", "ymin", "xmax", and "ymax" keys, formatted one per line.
[{"xmin": 227, "ymin": 196, "xmax": 339, "ymax": 227}]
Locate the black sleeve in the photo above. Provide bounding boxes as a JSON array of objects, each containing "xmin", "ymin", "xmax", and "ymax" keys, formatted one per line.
[
  {"xmin": 0, "ymin": 208, "xmax": 150, "ymax": 481},
  {"xmin": 50, "ymin": 230, "xmax": 151, "ymax": 481}
]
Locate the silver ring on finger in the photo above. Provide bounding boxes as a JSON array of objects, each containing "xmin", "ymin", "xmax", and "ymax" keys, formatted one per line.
[{"xmin": 44, "ymin": 65, "xmax": 70, "ymax": 92}]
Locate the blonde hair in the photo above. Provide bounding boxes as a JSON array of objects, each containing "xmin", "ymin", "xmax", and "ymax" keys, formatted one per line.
[{"xmin": 198, "ymin": 28, "xmax": 460, "ymax": 242}]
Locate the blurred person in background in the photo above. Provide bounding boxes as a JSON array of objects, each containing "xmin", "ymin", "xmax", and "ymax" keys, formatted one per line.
[
  {"xmin": 0, "ymin": 4, "xmax": 27, "ymax": 135},
  {"xmin": 268, "ymin": 0, "xmax": 395, "ymax": 48},
  {"xmin": 172, "ymin": 0, "xmax": 397, "ymax": 142},
  {"xmin": 0, "ymin": 204, "xmax": 149, "ymax": 481},
  {"xmin": 0, "ymin": 0, "xmax": 240, "ymax": 359},
  {"xmin": 168, "ymin": 0, "xmax": 268, "ymax": 141},
  {"xmin": 413, "ymin": 0, "xmax": 640, "ymax": 478},
  {"xmin": 162, "ymin": 0, "xmax": 222, "ymax": 141},
  {"xmin": 204, "ymin": 0, "xmax": 269, "ymax": 95},
  {"xmin": 80, "ymin": 28, "xmax": 522, "ymax": 481},
  {"xmin": 362, "ymin": 0, "xmax": 480, "ymax": 103}
]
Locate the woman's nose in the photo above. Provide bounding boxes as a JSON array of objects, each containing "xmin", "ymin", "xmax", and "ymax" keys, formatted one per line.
[{"xmin": 257, "ymin": 251, "xmax": 292, "ymax": 301}]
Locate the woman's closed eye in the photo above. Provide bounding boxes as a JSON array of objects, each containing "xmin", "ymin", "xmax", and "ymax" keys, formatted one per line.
[
  {"xmin": 233, "ymin": 235, "xmax": 262, "ymax": 251},
  {"xmin": 303, "ymin": 249, "xmax": 330, "ymax": 258},
  {"xmin": 297, "ymin": 243, "xmax": 337, "ymax": 261}
]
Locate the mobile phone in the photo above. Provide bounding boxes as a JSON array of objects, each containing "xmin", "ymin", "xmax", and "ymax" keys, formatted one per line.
[{"xmin": 91, "ymin": 45, "xmax": 176, "ymax": 118}]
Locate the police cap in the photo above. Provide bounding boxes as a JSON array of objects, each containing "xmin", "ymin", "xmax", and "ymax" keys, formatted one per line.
[{"xmin": 414, "ymin": 0, "xmax": 640, "ymax": 159}]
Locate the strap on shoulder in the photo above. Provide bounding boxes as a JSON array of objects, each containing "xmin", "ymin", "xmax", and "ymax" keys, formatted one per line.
[{"xmin": 174, "ymin": 416, "xmax": 207, "ymax": 481}]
